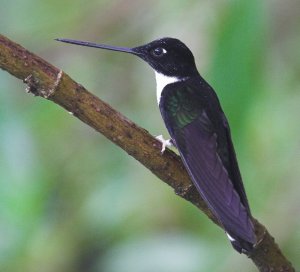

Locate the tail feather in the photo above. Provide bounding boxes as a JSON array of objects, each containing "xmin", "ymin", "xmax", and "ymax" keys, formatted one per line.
[{"xmin": 226, "ymin": 232, "xmax": 255, "ymax": 254}]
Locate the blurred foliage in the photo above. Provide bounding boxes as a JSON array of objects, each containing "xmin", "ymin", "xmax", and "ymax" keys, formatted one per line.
[{"xmin": 0, "ymin": 0, "xmax": 299, "ymax": 271}]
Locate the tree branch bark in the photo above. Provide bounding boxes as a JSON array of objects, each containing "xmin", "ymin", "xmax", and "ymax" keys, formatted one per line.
[{"xmin": 0, "ymin": 34, "xmax": 295, "ymax": 272}]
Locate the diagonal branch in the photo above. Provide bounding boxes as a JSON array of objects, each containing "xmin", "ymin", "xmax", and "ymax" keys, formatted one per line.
[{"xmin": 0, "ymin": 34, "xmax": 295, "ymax": 272}]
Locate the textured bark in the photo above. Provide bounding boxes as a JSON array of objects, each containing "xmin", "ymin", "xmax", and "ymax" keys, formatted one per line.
[{"xmin": 0, "ymin": 34, "xmax": 295, "ymax": 272}]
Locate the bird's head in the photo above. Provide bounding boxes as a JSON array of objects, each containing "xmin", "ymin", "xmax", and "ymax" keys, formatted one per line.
[{"xmin": 56, "ymin": 37, "xmax": 198, "ymax": 78}]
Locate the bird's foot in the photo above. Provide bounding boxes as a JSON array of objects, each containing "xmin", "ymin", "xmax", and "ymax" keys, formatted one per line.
[{"xmin": 155, "ymin": 135, "xmax": 173, "ymax": 153}]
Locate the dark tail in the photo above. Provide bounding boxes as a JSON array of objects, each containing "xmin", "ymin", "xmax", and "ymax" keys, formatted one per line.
[
  {"xmin": 232, "ymin": 240, "xmax": 254, "ymax": 254},
  {"xmin": 227, "ymin": 233, "xmax": 255, "ymax": 254}
]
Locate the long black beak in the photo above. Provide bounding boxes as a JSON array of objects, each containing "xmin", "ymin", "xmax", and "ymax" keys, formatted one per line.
[{"xmin": 55, "ymin": 38, "xmax": 138, "ymax": 55}]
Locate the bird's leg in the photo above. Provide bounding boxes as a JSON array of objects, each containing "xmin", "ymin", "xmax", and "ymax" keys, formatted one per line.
[{"xmin": 155, "ymin": 135, "xmax": 173, "ymax": 153}]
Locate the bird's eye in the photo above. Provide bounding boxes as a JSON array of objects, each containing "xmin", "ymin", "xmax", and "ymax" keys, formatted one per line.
[{"xmin": 151, "ymin": 47, "xmax": 167, "ymax": 57}]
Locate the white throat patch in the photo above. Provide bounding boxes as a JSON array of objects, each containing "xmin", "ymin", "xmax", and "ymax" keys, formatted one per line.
[{"xmin": 155, "ymin": 72, "xmax": 180, "ymax": 104}]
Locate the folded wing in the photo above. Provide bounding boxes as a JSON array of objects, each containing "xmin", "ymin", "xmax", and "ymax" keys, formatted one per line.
[{"xmin": 174, "ymin": 110, "xmax": 255, "ymax": 244}]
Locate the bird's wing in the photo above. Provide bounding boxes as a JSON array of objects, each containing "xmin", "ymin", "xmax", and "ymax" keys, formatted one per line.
[{"xmin": 160, "ymin": 82, "xmax": 255, "ymax": 243}]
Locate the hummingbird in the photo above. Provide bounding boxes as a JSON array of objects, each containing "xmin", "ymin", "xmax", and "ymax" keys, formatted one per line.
[{"xmin": 56, "ymin": 37, "xmax": 256, "ymax": 253}]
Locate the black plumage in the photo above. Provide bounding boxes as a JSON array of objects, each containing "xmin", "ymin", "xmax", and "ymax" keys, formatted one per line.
[{"xmin": 159, "ymin": 76, "xmax": 256, "ymax": 252}]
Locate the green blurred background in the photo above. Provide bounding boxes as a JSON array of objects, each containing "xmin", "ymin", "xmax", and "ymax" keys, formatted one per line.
[{"xmin": 0, "ymin": 1, "xmax": 299, "ymax": 271}]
